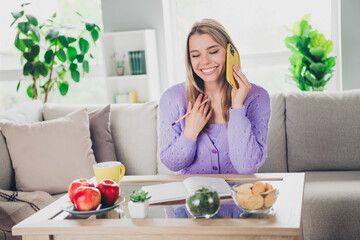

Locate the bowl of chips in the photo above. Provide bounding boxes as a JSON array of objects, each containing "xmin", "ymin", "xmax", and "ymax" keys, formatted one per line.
[{"xmin": 231, "ymin": 181, "xmax": 279, "ymax": 214}]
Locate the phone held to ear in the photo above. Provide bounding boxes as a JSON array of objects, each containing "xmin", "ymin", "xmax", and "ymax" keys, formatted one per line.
[{"xmin": 226, "ymin": 43, "xmax": 239, "ymax": 90}]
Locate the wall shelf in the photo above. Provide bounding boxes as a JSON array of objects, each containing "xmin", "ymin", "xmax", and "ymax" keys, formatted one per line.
[{"xmin": 101, "ymin": 30, "xmax": 160, "ymax": 103}]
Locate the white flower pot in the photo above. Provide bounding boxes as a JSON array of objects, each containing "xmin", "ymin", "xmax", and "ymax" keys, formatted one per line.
[
  {"xmin": 116, "ymin": 66, "xmax": 124, "ymax": 76},
  {"xmin": 128, "ymin": 200, "xmax": 149, "ymax": 218}
]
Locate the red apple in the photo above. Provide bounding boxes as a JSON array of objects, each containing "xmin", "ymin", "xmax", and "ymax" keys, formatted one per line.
[
  {"xmin": 73, "ymin": 186, "xmax": 101, "ymax": 211},
  {"xmin": 68, "ymin": 178, "xmax": 94, "ymax": 204},
  {"xmin": 97, "ymin": 179, "xmax": 120, "ymax": 207}
]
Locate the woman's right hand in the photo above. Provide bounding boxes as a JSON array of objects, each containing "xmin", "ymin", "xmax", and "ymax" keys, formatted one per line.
[{"xmin": 183, "ymin": 94, "xmax": 212, "ymax": 140}]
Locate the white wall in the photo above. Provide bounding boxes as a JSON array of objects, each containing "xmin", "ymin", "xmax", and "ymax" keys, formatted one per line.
[
  {"xmin": 101, "ymin": 0, "xmax": 360, "ymax": 92},
  {"xmin": 341, "ymin": 0, "xmax": 360, "ymax": 90},
  {"xmin": 101, "ymin": 0, "xmax": 168, "ymax": 93}
]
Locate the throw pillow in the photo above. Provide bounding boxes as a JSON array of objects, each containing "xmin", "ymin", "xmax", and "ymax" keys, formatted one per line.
[
  {"xmin": 1, "ymin": 109, "xmax": 96, "ymax": 194},
  {"xmin": 43, "ymin": 104, "xmax": 117, "ymax": 163},
  {"xmin": 89, "ymin": 105, "xmax": 117, "ymax": 163}
]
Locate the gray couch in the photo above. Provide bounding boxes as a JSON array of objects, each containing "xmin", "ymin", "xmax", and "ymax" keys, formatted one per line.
[{"xmin": 1, "ymin": 90, "xmax": 360, "ymax": 240}]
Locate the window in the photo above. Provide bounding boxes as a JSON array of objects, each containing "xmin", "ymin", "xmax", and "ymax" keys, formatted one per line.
[
  {"xmin": 165, "ymin": 0, "xmax": 341, "ymax": 93},
  {"xmin": 0, "ymin": 0, "xmax": 105, "ymax": 112}
]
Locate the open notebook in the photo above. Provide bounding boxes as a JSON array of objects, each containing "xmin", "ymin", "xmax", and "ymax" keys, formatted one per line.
[{"xmin": 141, "ymin": 176, "xmax": 232, "ymax": 205}]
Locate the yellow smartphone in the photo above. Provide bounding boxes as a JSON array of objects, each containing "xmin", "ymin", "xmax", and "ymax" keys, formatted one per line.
[{"xmin": 226, "ymin": 43, "xmax": 239, "ymax": 90}]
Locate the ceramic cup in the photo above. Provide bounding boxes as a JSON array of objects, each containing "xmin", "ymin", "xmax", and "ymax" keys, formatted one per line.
[{"xmin": 93, "ymin": 161, "xmax": 125, "ymax": 184}]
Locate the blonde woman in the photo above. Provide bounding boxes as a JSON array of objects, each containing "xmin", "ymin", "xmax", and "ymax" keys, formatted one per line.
[{"xmin": 159, "ymin": 19, "xmax": 270, "ymax": 174}]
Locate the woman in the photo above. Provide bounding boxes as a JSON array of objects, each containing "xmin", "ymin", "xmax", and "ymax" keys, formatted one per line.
[{"xmin": 159, "ymin": 19, "xmax": 270, "ymax": 174}]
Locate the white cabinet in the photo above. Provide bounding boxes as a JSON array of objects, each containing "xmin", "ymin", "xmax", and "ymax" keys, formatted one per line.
[{"xmin": 101, "ymin": 30, "xmax": 160, "ymax": 103}]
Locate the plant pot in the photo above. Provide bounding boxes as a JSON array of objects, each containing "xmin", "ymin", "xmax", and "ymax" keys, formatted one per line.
[
  {"xmin": 116, "ymin": 67, "xmax": 124, "ymax": 76},
  {"xmin": 128, "ymin": 200, "xmax": 149, "ymax": 218}
]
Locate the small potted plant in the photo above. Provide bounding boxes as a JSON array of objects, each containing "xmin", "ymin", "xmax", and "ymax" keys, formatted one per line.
[
  {"xmin": 112, "ymin": 53, "xmax": 125, "ymax": 76},
  {"xmin": 128, "ymin": 189, "xmax": 151, "ymax": 218}
]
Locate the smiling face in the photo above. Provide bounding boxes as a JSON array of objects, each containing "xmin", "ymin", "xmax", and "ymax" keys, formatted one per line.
[{"xmin": 188, "ymin": 33, "xmax": 226, "ymax": 84}]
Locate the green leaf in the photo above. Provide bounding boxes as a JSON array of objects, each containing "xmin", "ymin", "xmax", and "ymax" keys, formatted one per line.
[
  {"xmin": 21, "ymin": 3, "xmax": 31, "ymax": 7},
  {"xmin": 324, "ymin": 57, "xmax": 336, "ymax": 70},
  {"xmin": 302, "ymin": 13, "xmax": 311, "ymax": 22},
  {"xmin": 90, "ymin": 53, "xmax": 94, "ymax": 59},
  {"xmin": 309, "ymin": 62, "xmax": 326, "ymax": 79},
  {"xmin": 91, "ymin": 29, "xmax": 99, "ymax": 42},
  {"xmin": 46, "ymin": 29, "xmax": 59, "ymax": 40},
  {"xmin": 75, "ymin": 11, "xmax": 83, "ymax": 17},
  {"xmin": 299, "ymin": 20, "xmax": 309, "ymax": 38},
  {"xmin": 27, "ymin": 85, "xmax": 35, "ymax": 98},
  {"xmin": 82, "ymin": 60, "xmax": 89, "ymax": 73},
  {"xmin": 309, "ymin": 47, "xmax": 326, "ymax": 61},
  {"xmin": 305, "ymin": 71, "xmax": 317, "ymax": 84},
  {"xmin": 30, "ymin": 44, "xmax": 40, "ymax": 58},
  {"xmin": 69, "ymin": 63, "xmax": 78, "ymax": 72},
  {"xmin": 22, "ymin": 38, "xmax": 34, "ymax": 48},
  {"xmin": 29, "ymin": 26, "xmax": 40, "ymax": 42},
  {"xmin": 18, "ymin": 22, "xmax": 30, "ymax": 34},
  {"xmin": 16, "ymin": 80, "xmax": 21, "ymax": 92},
  {"xmin": 79, "ymin": 38, "xmax": 89, "ymax": 54},
  {"xmin": 67, "ymin": 37, "xmax": 77, "ymax": 44},
  {"xmin": 67, "ymin": 47, "xmax": 77, "ymax": 61},
  {"xmin": 35, "ymin": 62, "xmax": 48, "ymax": 77},
  {"xmin": 284, "ymin": 36, "xmax": 299, "ymax": 52},
  {"xmin": 85, "ymin": 22, "xmax": 95, "ymax": 31},
  {"xmin": 15, "ymin": 33, "xmax": 26, "ymax": 52},
  {"xmin": 56, "ymin": 48, "xmax": 66, "ymax": 62},
  {"xmin": 52, "ymin": 12, "xmax": 57, "ymax": 18},
  {"xmin": 57, "ymin": 68, "xmax": 66, "ymax": 80},
  {"xmin": 44, "ymin": 49, "xmax": 54, "ymax": 64},
  {"xmin": 25, "ymin": 14, "xmax": 38, "ymax": 26},
  {"xmin": 23, "ymin": 61, "xmax": 33, "ymax": 75},
  {"xmin": 71, "ymin": 70, "xmax": 80, "ymax": 82},
  {"xmin": 58, "ymin": 35, "xmax": 68, "ymax": 48},
  {"xmin": 59, "ymin": 82, "xmax": 69, "ymax": 96},
  {"xmin": 76, "ymin": 54, "xmax": 84, "ymax": 63},
  {"xmin": 23, "ymin": 52, "xmax": 34, "ymax": 62},
  {"xmin": 11, "ymin": 11, "xmax": 24, "ymax": 19}
]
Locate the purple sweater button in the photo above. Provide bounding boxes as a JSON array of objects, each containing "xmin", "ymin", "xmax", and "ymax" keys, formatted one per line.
[
  {"xmin": 212, "ymin": 166, "xmax": 218, "ymax": 171},
  {"xmin": 211, "ymin": 149, "xmax": 217, "ymax": 154}
]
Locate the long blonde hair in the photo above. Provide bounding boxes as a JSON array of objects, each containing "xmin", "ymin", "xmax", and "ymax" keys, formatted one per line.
[{"xmin": 185, "ymin": 19, "xmax": 238, "ymax": 125}]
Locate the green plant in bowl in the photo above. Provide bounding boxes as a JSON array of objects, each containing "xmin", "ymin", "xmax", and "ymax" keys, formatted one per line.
[{"xmin": 186, "ymin": 186, "xmax": 220, "ymax": 218}]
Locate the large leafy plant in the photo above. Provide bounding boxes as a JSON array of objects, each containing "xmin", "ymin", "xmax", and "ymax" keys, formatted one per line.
[
  {"xmin": 285, "ymin": 14, "xmax": 336, "ymax": 91},
  {"xmin": 11, "ymin": 3, "xmax": 100, "ymax": 102}
]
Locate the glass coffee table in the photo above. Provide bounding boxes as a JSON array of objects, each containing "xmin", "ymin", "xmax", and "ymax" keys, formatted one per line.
[{"xmin": 12, "ymin": 173, "xmax": 305, "ymax": 240}]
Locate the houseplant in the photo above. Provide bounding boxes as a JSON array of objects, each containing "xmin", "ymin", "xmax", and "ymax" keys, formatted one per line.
[
  {"xmin": 112, "ymin": 53, "xmax": 125, "ymax": 76},
  {"xmin": 128, "ymin": 189, "xmax": 151, "ymax": 218},
  {"xmin": 11, "ymin": 3, "xmax": 100, "ymax": 103},
  {"xmin": 285, "ymin": 14, "xmax": 336, "ymax": 91}
]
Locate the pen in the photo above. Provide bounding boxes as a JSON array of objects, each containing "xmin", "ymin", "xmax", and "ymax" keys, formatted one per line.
[{"xmin": 171, "ymin": 99, "xmax": 209, "ymax": 126}]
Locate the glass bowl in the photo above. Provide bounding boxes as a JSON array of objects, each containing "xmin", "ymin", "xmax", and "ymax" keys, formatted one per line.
[
  {"xmin": 231, "ymin": 182, "xmax": 279, "ymax": 215},
  {"xmin": 185, "ymin": 186, "xmax": 220, "ymax": 218}
]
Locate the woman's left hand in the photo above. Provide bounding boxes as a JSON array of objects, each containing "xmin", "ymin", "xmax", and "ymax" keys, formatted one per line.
[{"xmin": 231, "ymin": 64, "xmax": 251, "ymax": 109}]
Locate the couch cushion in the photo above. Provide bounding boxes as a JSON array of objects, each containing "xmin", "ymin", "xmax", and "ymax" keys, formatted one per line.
[
  {"xmin": 43, "ymin": 102, "xmax": 158, "ymax": 175},
  {"xmin": 1, "ymin": 109, "xmax": 96, "ymax": 194},
  {"xmin": 44, "ymin": 104, "xmax": 117, "ymax": 163},
  {"xmin": 303, "ymin": 171, "xmax": 360, "ymax": 240},
  {"xmin": 286, "ymin": 90, "xmax": 360, "ymax": 171},
  {"xmin": 258, "ymin": 93, "xmax": 287, "ymax": 173},
  {"xmin": 0, "ymin": 100, "xmax": 43, "ymax": 191},
  {"xmin": 88, "ymin": 105, "xmax": 117, "ymax": 163}
]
